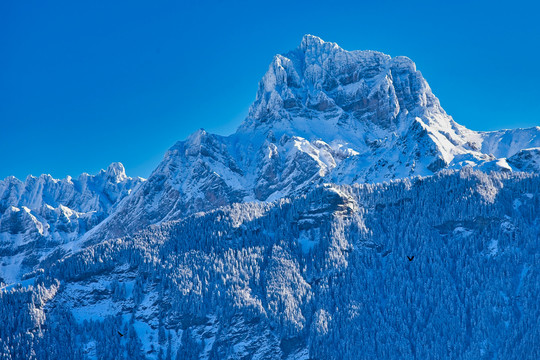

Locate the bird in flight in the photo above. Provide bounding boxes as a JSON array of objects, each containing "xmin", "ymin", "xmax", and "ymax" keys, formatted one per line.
[
  {"xmin": 407, "ymin": 256, "xmax": 414, "ymax": 261},
  {"xmin": 117, "ymin": 331, "xmax": 124, "ymax": 337}
]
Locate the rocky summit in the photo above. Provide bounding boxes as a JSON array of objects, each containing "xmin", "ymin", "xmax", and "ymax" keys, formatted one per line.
[{"xmin": 1, "ymin": 35, "xmax": 539, "ymax": 360}]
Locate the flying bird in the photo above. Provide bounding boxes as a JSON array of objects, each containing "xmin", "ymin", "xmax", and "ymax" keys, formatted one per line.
[
  {"xmin": 407, "ymin": 256, "xmax": 414, "ymax": 261},
  {"xmin": 117, "ymin": 331, "xmax": 124, "ymax": 337}
]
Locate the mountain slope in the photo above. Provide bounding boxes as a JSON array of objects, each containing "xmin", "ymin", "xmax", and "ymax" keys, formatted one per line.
[{"xmin": 2, "ymin": 170, "xmax": 539, "ymax": 359}]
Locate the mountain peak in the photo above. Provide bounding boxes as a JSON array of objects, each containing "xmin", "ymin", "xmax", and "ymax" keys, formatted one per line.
[
  {"xmin": 300, "ymin": 34, "xmax": 340, "ymax": 52},
  {"xmin": 59, "ymin": 37, "xmax": 540, "ymax": 253},
  {"xmin": 106, "ymin": 162, "xmax": 127, "ymax": 183},
  {"xmin": 240, "ymin": 35, "xmax": 421, "ymax": 135},
  {"xmin": 301, "ymin": 34, "xmax": 323, "ymax": 44}
]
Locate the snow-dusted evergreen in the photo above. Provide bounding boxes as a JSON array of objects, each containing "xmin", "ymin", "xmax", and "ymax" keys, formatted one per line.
[{"xmin": 1, "ymin": 35, "xmax": 539, "ymax": 359}]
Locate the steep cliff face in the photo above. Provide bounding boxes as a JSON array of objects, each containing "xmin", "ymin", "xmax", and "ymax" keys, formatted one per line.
[
  {"xmin": 0, "ymin": 163, "xmax": 144, "ymax": 284},
  {"xmin": 237, "ymin": 35, "xmax": 538, "ymax": 182}
]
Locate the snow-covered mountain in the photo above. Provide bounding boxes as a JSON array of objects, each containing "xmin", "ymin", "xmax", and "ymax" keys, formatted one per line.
[
  {"xmin": 0, "ymin": 163, "xmax": 144, "ymax": 284},
  {"xmin": 1, "ymin": 35, "xmax": 539, "ymax": 360},
  {"xmin": 80, "ymin": 34, "xmax": 540, "ymax": 247}
]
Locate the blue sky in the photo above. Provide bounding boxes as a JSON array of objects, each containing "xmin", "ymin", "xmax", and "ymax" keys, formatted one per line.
[{"xmin": 1, "ymin": 0, "xmax": 539, "ymax": 180}]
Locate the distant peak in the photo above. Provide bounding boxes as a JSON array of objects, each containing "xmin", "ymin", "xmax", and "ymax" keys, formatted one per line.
[
  {"xmin": 301, "ymin": 34, "xmax": 324, "ymax": 47},
  {"xmin": 186, "ymin": 128, "xmax": 208, "ymax": 144},
  {"xmin": 300, "ymin": 34, "xmax": 340, "ymax": 52},
  {"xmin": 106, "ymin": 162, "xmax": 127, "ymax": 183},
  {"xmin": 194, "ymin": 128, "xmax": 207, "ymax": 136}
]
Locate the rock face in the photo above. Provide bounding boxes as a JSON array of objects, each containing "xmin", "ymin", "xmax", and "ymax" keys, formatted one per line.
[
  {"xmin": 0, "ymin": 163, "xmax": 144, "ymax": 283},
  {"xmin": 1, "ymin": 35, "xmax": 539, "ymax": 360},
  {"xmin": 507, "ymin": 147, "xmax": 540, "ymax": 172}
]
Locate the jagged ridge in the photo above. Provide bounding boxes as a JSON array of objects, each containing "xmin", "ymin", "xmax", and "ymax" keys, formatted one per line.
[{"xmin": 0, "ymin": 163, "xmax": 144, "ymax": 283}]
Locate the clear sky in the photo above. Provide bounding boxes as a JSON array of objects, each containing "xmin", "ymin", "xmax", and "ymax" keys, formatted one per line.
[{"xmin": 1, "ymin": 0, "xmax": 539, "ymax": 180}]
